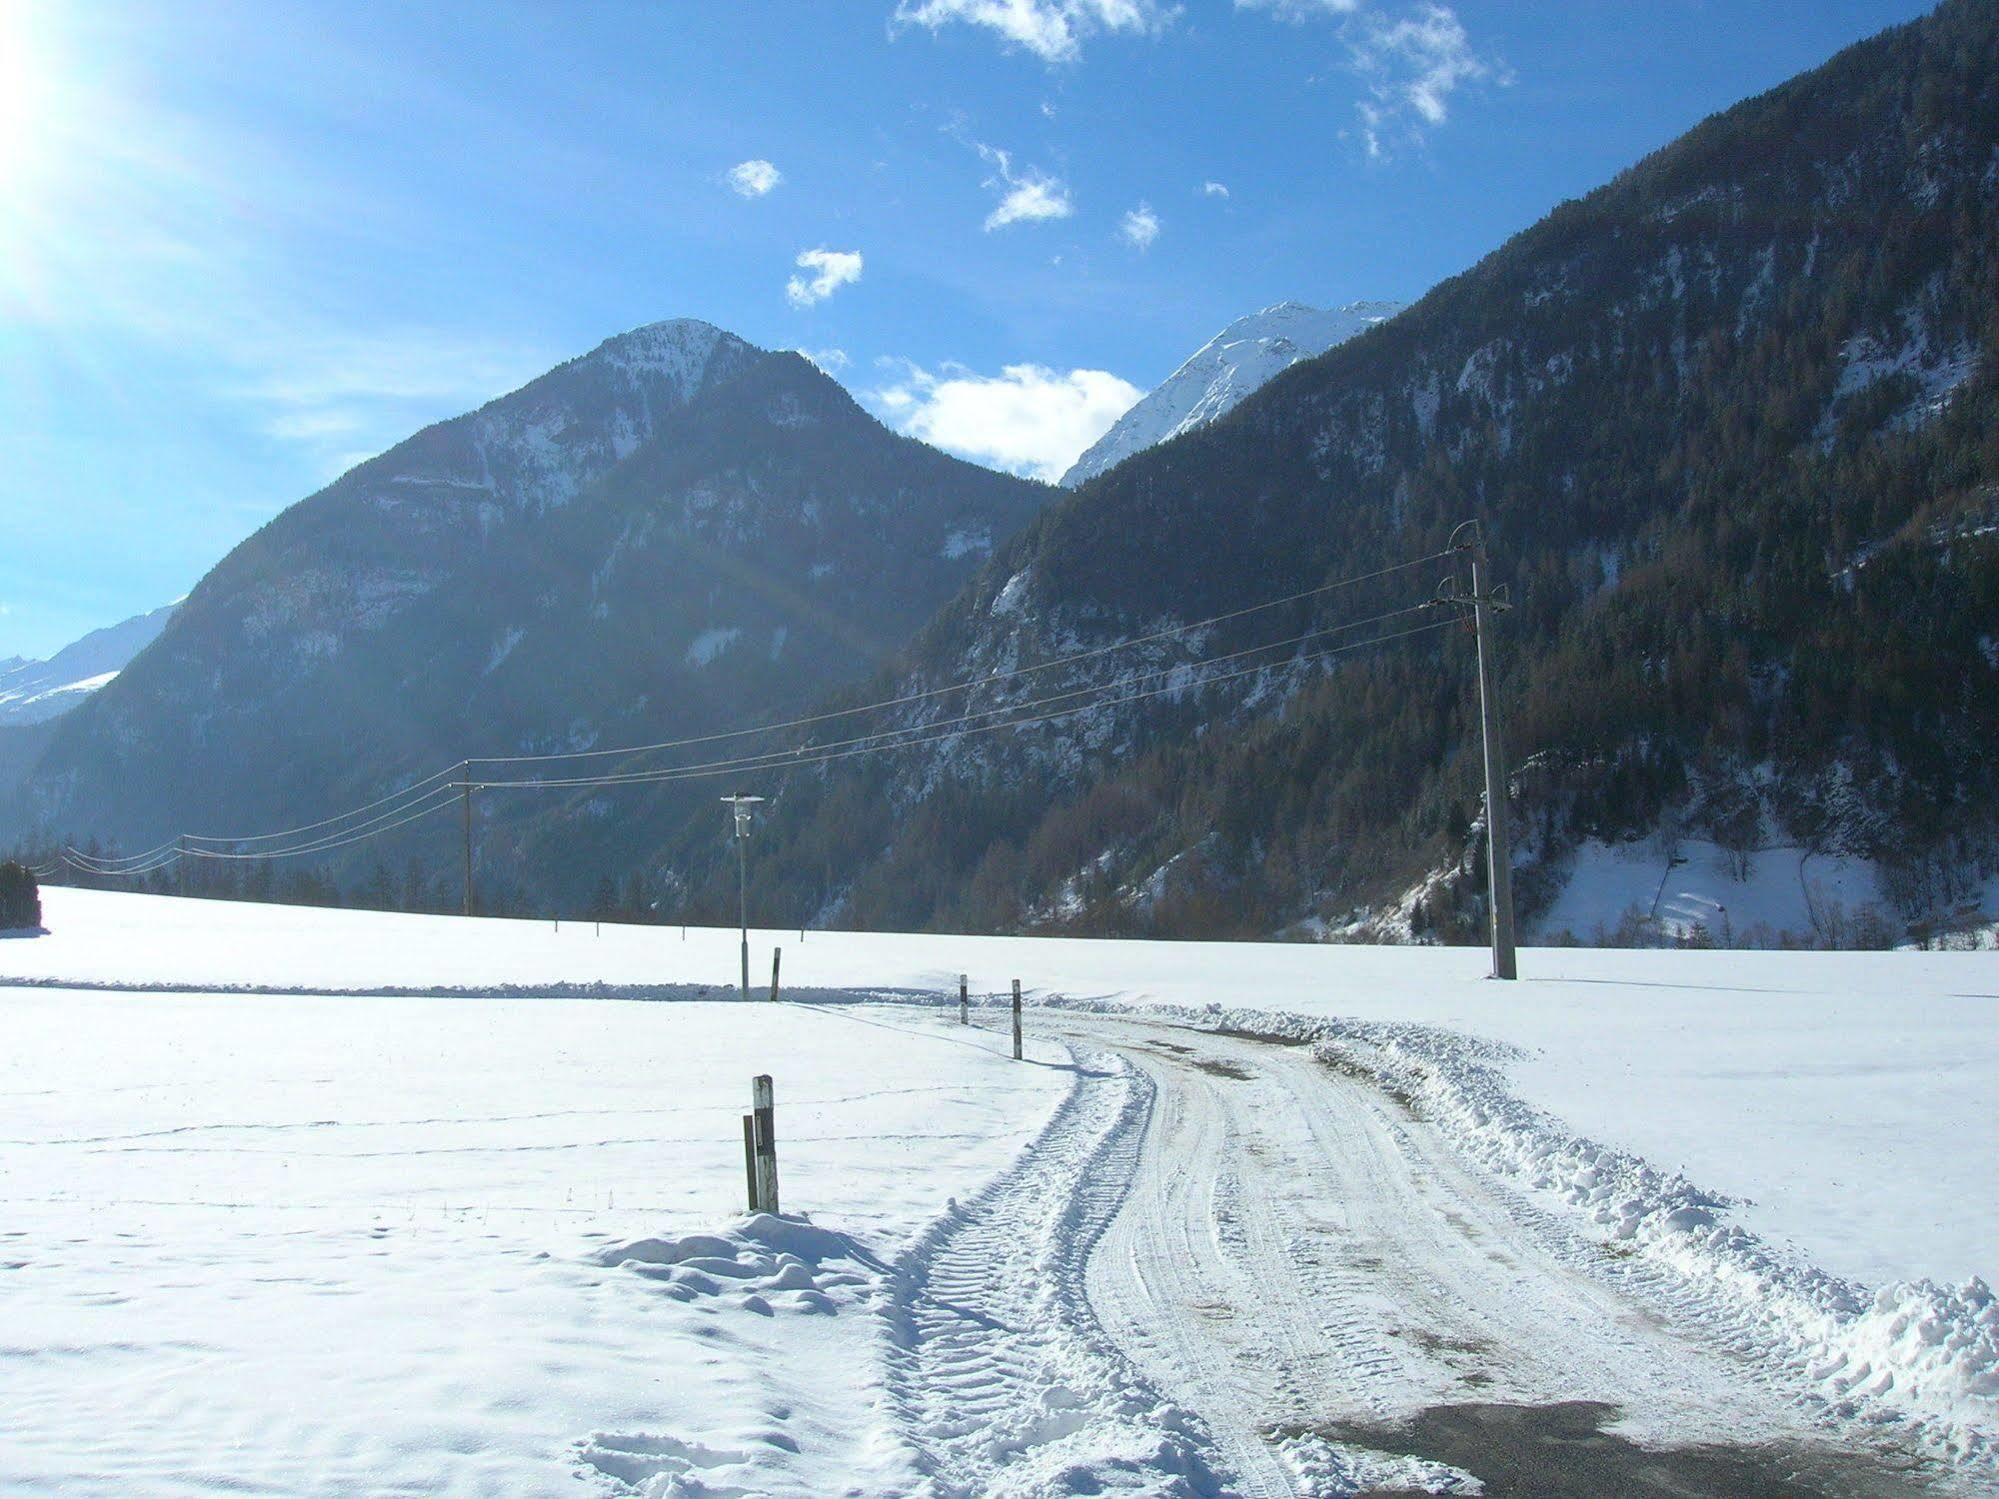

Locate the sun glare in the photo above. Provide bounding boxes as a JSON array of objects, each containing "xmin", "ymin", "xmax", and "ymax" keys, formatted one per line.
[{"xmin": 0, "ymin": 0, "xmax": 60, "ymax": 197}]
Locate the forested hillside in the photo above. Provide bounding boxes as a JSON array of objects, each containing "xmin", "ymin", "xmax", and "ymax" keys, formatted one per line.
[{"xmin": 652, "ymin": 0, "xmax": 1999, "ymax": 942}]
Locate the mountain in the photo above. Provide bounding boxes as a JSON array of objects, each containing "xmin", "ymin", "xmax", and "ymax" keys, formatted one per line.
[
  {"xmin": 6, "ymin": 319, "xmax": 1052, "ymax": 899},
  {"xmin": 0, "ymin": 603, "xmax": 179, "ymax": 727},
  {"xmin": 1060, "ymin": 300, "xmax": 1403, "ymax": 487},
  {"xmin": 653, "ymin": 0, "xmax": 1999, "ymax": 944}
]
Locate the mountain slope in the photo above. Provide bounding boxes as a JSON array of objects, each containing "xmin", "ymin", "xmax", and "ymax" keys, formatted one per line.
[
  {"xmin": 1060, "ymin": 300, "xmax": 1403, "ymax": 487},
  {"xmin": 660, "ymin": 0, "xmax": 1999, "ymax": 943},
  {"xmin": 0, "ymin": 602, "xmax": 178, "ymax": 727},
  {"xmin": 9, "ymin": 321, "xmax": 1052, "ymax": 896}
]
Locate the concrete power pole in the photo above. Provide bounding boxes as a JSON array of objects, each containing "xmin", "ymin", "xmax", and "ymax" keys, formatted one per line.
[
  {"xmin": 1462, "ymin": 521, "xmax": 1518, "ymax": 981},
  {"xmin": 721, "ymin": 794, "xmax": 765, "ymax": 999}
]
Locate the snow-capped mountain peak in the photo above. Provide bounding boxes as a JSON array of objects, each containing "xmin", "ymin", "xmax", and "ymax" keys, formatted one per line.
[
  {"xmin": 1061, "ymin": 299, "xmax": 1404, "ymax": 487},
  {"xmin": 0, "ymin": 601, "xmax": 179, "ymax": 727}
]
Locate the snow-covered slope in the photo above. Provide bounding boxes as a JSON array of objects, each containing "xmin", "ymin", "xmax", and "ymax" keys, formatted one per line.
[
  {"xmin": 0, "ymin": 601, "xmax": 177, "ymax": 726},
  {"xmin": 1060, "ymin": 299, "xmax": 1403, "ymax": 487}
]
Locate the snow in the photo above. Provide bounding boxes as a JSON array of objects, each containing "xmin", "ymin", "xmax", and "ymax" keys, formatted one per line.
[
  {"xmin": 0, "ymin": 601, "xmax": 177, "ymax": 726},
  {"xmin": 683, "ymin": 625, "xmax": 743, "ymax": 667},
  {"xmin": 1536, "ymin": 835, "xmax": 1891, "ymax": 944},
  {"xmin": 1061, "ymin": 300, "xmax": 1403, "ymax": 487},
  {"xmin": 0, "ymin": 976, "xmax": 1069, "ymax": 1496},
  {"xmin": 5, "ymin": 889, "xmax": 1996, "ymax": 1487}
]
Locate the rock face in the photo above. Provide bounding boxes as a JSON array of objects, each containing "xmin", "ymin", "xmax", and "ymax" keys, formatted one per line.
[
  {"xmin": 0, "ymin": 603, "xmax": 179, "ymax": 727},
  {"xmin": 8, "ymin": 320, "xmax": 1051, "ymax": 894},
  {"xmin": 1060, "ymin": 300, "xmax": 1403, "ymax": 487}
]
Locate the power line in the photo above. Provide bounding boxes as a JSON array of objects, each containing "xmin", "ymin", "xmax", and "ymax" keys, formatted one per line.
[
  {"xmin": 185, "ymin": 765, "xmax": 461, "ymax": 848},
  {"xmin": 54, "ymin": 543, "xmax": 1466, "ymax": 872},
  {"xmin": 61, "ymin": 607, "xmax": 1461, "ymax": 875},
  {"xmin": 471, "ymin": 600, "xmax": 1452, "ymax": 792},
  {"xmin": 125, "ymin": 546, "xmax": 1459, "ymax": 859},
  {"xmin": 461, "ymin": 547, "xmax": 1457, "ymax": 769},
  {"xmin": 475, "ymin": 612, "xmax": 1466, "ymax": 796}
]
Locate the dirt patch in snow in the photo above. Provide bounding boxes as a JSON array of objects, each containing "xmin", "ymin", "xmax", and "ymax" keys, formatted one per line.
[{"xmin": 1309, "ymin": 1400, "xmax": 1940, "ymax": 1498}]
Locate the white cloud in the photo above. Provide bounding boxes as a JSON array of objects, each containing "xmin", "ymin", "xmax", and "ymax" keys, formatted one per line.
[
  {"xmin": 1119, "ymin": 202, "xmax": 1160, "ymax": 250},
  {"xmin": 786, "ymin": 248, "xmax": 864, "ymax": 308},
  {"xmin": 1236, "ymin": 0, "xmax": 1494, "ymax": 155},
  {"xmin": 1202, "ymin": 180, "xmax": 1230, "ymax": 198},
  {"xmin": 893, "ymin": 0, "xmax": 1173, "ymax": 63},
  {"xmin": 975, "ymin": 143, "xmax": 1073, "ymax": 230},
  {"xmin": 726, "ymin": 158, "xmax": 783, "ymax": 197},
  {"xmin": 870, "ymin": 359, "xmax": 1142, "ymax": 482},
  {"xmin": 1352, "ymin": 4, "xmax": 1487, "ymax": 133}
]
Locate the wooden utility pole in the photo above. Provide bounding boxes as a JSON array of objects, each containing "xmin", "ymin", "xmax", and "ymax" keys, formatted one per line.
[
  {"xmin": 459, "ymin": 765, "xmax": 476, "ymax": 919},
  {"xmin": 176, "ymin": 835, "xmax": 187, "ymax": 899},
  {"xmin": 770, "ymin": 947, "xmax": 781, "ymax": 1002},
  {"xmin": 1011, "ymin": 979, "xmax": 1023, "ymax": 1060},
  {"xmin": 959, "ymin": 973, "xmax": 969, "ymax": 1026},
  {"xmin": 1467, "ymin": 523, "xmax": 1517, "ymax": 980}
]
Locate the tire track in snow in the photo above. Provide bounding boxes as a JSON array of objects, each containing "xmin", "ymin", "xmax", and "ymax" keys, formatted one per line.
[
  {"xmin": 1050, "ymin": 1016, "xmax": 1928, "ymax": 1497},
  {"xmin": 879, "ymin": 1047, "xmax": 1227, "ymax": 1497}
]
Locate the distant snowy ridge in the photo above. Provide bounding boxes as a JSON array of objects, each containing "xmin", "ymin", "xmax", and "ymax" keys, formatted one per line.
[
  {"xmin": 0, "ymin": 601, "xmax": 177, "ymax": 727},
  {"xmin": 1061, "ymin": 299, "xmax": 1403, "ymax": 487}
]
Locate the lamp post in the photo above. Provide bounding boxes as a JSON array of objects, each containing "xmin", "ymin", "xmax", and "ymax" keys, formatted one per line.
[{"xmin": 721, "ymin": 794, "xmax": 765, "ymax": 999}]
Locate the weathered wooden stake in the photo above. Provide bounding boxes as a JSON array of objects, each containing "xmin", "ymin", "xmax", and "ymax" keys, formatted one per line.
[
  {"xmin": 1011, "ymin": 979, "xmax": 1023, "ymax": 1060},
  {"xmin": 751, "ymin": 1074, "xmax": 779, "ymax": 1215},
  {"xmin": 742, "ymin": 1113, "xmax": 759, "ymax": 1212},
  {"xmin": 959, "ymin": 973, "xmax": 969, "ymax": 1025},
  {"xmin": 770, "ymin": 947, "xmax": 782, "ymax": 1002}
]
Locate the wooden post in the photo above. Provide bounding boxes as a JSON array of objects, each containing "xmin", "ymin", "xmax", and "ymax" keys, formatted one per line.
[
  {"xmin": 742, "ymin": 1113, "xmax": 759, "ymax": 1212},
  {"xmin": 770, "ymin": 947, "xmax": 782, "ymax": 1002},
  {"xmin": 959, "ymin": 973, "xmax": 969, "ymax": 1025},
  {"xmin": 1011, "ymin": 980, "xmax": 1023, "ymax": 1060},
  {"xmin": 751, "ymin": 1074, "xmax": 778, "ymax": 1215}
]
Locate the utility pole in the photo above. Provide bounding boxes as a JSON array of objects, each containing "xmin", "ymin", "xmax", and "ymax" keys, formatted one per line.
[
  {"xmin": 459, "ymin": 763, "xmax": 476, "ymax": 919},
  {"xmin": 176, "ymin": 835, "xmax": 187, "ymax": 899},
  {"xmin": 1458, "ymin": 520, "xmax": 1518, "ymax": 980},
  {"xmin": 721, "ymin": 794, "xmax": 765, "ymax": 999}
]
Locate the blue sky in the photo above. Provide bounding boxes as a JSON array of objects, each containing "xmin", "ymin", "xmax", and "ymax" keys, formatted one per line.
[{"xmin": 0, "ymin": 0, "xmax": 1937, "ymax": 659}]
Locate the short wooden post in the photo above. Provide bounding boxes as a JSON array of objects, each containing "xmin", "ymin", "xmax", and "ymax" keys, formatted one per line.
[
  {"xmin": 959, "ymin": 973, "xmax": 969, "ymax": 1025},
  {"xmin": 742, "ymin": 1113, "xmax": 759, "ymax": 1212},
  {"xmin": 1011, "ymin": 979, "xmax": 1023, "ymax": 1060},
  {"xmin": 751, "ymin": 1074, "xmax": 779, "ymax": 1215},
  {"xmin": 770, "ymin": 947, "xmax": 782, "ymax": 1002}
]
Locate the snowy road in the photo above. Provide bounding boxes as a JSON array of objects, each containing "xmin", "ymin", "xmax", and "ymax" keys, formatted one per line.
[{"xmin": 913, "ymin": 1011, "xmax": 1944, "ymax": 1497}]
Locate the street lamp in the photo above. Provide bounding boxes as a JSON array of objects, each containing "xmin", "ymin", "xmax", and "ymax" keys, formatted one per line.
[{"xmin": 721, "ymin": 794, "xmax": 765, "ymax": 999}]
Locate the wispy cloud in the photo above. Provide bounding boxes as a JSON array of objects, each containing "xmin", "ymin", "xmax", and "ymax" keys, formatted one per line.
[
  {"xmin": 1236, "ymin": 0, "xmax": 1497, "ymax": 155},
  {"xmin": 234, "ymin": 330, "xmax": 552, "ymax": 474},
  {"xmin": 786, "ymin": 248, "xmax": 865, "ymax": 308},
  {"xmin": 1202, "ymin": 179, "xmax": 1231, "ymax": 198},
  {"xmin": 798, "ymin": 346, "xmax": 851, "ymax": 372},
  {"xmin": 892, "ymin": 0, "xmax": 1174, "ymax": 63},
  {"xmin": 725, "ymin": 158, "xmax": 783, "ymax": 197},
  {"xmin": 1119, "ymin": 202, "xmax": 1161, "ymax": 250},
  {"xmin": 870, "ymin": 358, "xmax": 1142, "ymax": 482},
  {"xmin": 975, "ymin": 143, "xmax": 1074, "ymax": 230}
]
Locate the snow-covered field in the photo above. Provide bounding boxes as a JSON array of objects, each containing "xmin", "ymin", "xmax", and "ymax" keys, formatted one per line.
[
  {"xmin": 4, "ymin": 888, "xmax": 1996, "ymax": 1493},
  {"xmin": 0, "ymin": 974, "xmax": 1069, "ymax": 1495}
]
